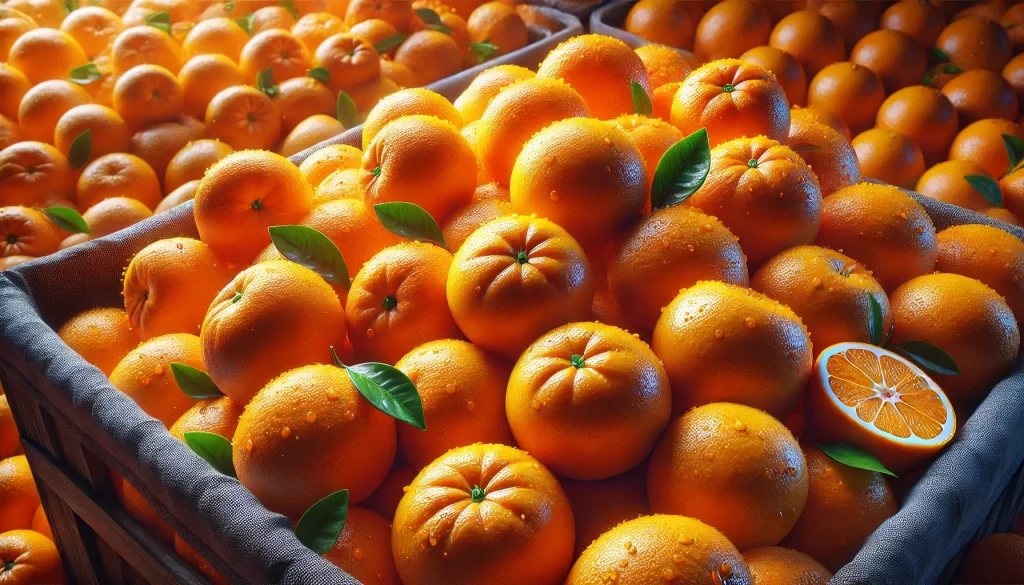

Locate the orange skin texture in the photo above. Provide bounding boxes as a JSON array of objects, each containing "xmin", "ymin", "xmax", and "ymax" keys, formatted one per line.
[
  {"xmin": 447, "ymin": 215, "xmax": 594, "ymax": 362},
  {"xmin": 111, "ymin": 25, "xmax": 182, "ymax": 75},
  {"xmin": 394, "ymin": 30, "xmax": 461, "ymax": 88},
  {"xmin": 956, "ymin": 533, "xmax": 1024, "ymax": 584},
  {"xmin": 168, "ymin": 396, "xmax": 243, "ymax": 442},
  {"xmin": 348, "ymin": 19, "xmax": 400, "ymax": 54},
  {"xmin": 181, "ymin": 17, "xmax": 248, "ymax": 62},
  {"xmin": 201, "ymin": 261, "xmax": 347, "ymax": 406},
  {"xmin": 173, "ymin": 535, "xmax": 231, "ymax": 585},
  {"xmin": 984, "ymin": 206, "xmax": 1023, "ymax": 225},
  {"xmin": 634, "ymin": 44, "xmax": 693, "ymax": 90},
  {"xmin": 109, "ymin": 333, "xmax": 203, "ymax": 428},
  {"xmin": 364, "ymin": 465, "xmax": 416, "ymax": 521},
  {"xmin": 652, "ymin": 80, "xmax": 682, "ymax": 122},
  {"xmin": 685, "ymin": 136, "xmax": 822, "ymax": 268},
  {"xmin": 9, "ymin": 28, "xmax": 88, "ymax": 85},
  {"xmin": 949, "ymin": 117, "xmax": 1023, "ymax": 178},
  {"xmin": 625, "ymin": 0, "xmax": 698, "ymax": 50},
  {"xmin": 312, "ymin": 168, "xmax": 364, "ymax": 205},
  {"xmin": 362, "ymin": 88, "xmax": 463, "ymax": 151},
  {"xmin": 17, "ymin": 80, "xmax": 92, "ymax": 144},
  {"xmin": 648, "ymin": 403, "xmax": 808, "ymax": 551},
  {"xmin": 204, "ymin": 85, "xmax": 282, "ymax": 152},
  {"xmin": 76, "ymin": 152, "xmax": 162, "ymax": 211},
  {"xmin": 274, "ymin": 77, "xmax": 336, "ymax": 136},
  {"xmin": 298, "ymin": 143, "xmax": 363, "ymax": 188},
  {"xmin": 452, "ymin": 64, "xmax": 534, "ymax": 124},
  {"xmin": 851, "ymin": 127, "xmax": 925, "ymax": 190},
  {"xmin": 392, "ymin": 443, "xmax": 575, "ymax": 585},
  {"xmin": 941, "ymin": 69, "xmax": 1019, "ymax": 128},
  {"xmin": 0, "ymin": 206, "xmax": 61, "ymax": 258},
  {"xmin": 787, "ymin": 118, "xmax": 862, "ymax": 196},
  {"xmin": 506, "ymin": 322, "xmax": 671, "ymax": 480},
  {"xmin": 1004, "ymin": 3, "xmax": 1024, "ymax": 51},
  {"xmin": 937, "ymin": 15, "xmax": 1013, "ymax": 72},
  {"xmin": 0, "ymin": 115, "xmax": 20, "ymax": 151},
  {"xmin": 671, "ymin": 59, "xmax": 791, "ymax": 148},
  {"xmin": 0, "ymin": 456, "xmax": 40, "ymax": 533},
  {"xmin": 781, "ymin": 444, "xmax": 896, "ymax": 572},
  {"xmin": 467, "ymin": 1, "xmax": 527, "ymax": 56},
  {"xmin": 76, "ymin": 196, "xmax": 153, "ymax": 239},
  {"xmin": 178, "ymin": 54, "xmax": 245, "ymax": 121},
  {"xmin": 112, "ymin": 64, "xmax": 184, "ymax": 129},
  {"xmin": 361, "ymin": 114, "xmax": 476, "ymax": 224},
  {"xmin": 751, "ymin": 245, "xmax": 891, "ymax": 357},
  {"xmin": 694, "ymin": 0, "xmax": 772, "ymax": 61},
  {"xmin": 0, "ymin": 530, "xmax": 66, "ymax": 585},
  {"xmin": 1003, "ymin": 52, "xmax": 1024, "ymax": 101},
  {"xmin": 609, "ymin": 205, "xmax": 748, "ymax": 333},
  {"xmin": 129, "ymin": 115, "xmax": 205, "ymax": 180},
  {"xmin": 651, "ymin": 282, "xmax": 813, "ymax": 419},
  {"xmin": 888, "ymin": 273, "xmax": 1020, "ymax": 412},
  {"xmin": 0, "ymin": 64, "xmax": 30, "ymax": 121},
  {"xmin": 233, "ymin": 364, "xmax": 396, "ymax": 518},
  {"xmin": 880, "ymin": 0, "xmax": 946, "ymax": 46},
  {"xmin": 30, "ymin": 506, "xmax": 51, "ymax": 541},
  {"xmin": 394, "ymin": 339, "xmax": 514, "ymax": 469},
  {"xmin": 915, "ymin": 159, "xmax": 999, "ymax": 212},
  {"xmin": 609, "ymin": 114, "xmax": 683, "ymax": 196},
  {"xmin": 849, "ymin": 29, "xmax": 927, "ymax": 95},
  {"xmin": 156, "ymin": 180, "xmax": 199, "ymax": 214},
  {"xmin": 278, "ymin": 114, "xmax": 346, "ymax": 158},
  {"xmin": 164, "ymin": 138, "xmax": 234, "ymax": 193},
  {"xmin": 740, "ymin": 45, "xmax": 808, "ymax": 107},
  {"xmin": 560, "ymin": 465, "xmax": 650, "ymax": 560},
  {"xmin": 536, "ymin": 34, "xmax": 652, "ymax": 121},
  {"xmin": 122, "ymin": 237, "xmax": 235, "ymax": 340},
  {"xmin": 240, "ymin": 29, "xmax": 310, "ymax": 86},
  {"xmin": 816, "ymin": 0, "xmax": 876, "ymax": 48},
  {"xmin": 323, "ymin": 506, "xmax": 401, "ymax": 585},
  {"xmin": 809, "ymin": 62, "xmax": 885, "ymax": 138},
  {"xmin": 441, "ymin": 197, "xmax": 513, "ymax": 252},
  {"xmin": 57, "ymin": 307, "xmax": 139, "ymax": 377},
  {"xmin": 875, "ymin": 85, "xmax": 959, "ymax": 166},
  {"xmin": 292, "ymin": 12, "xmax": 346, "ymax": 54},
  {"xmin": 742, "ymin": 546, "xmax": 832, "ymax": 585},
  {"xmin": 250, "ymin": 6, "xmax": 297, "ymax": 35},
  {"xmin": 0, "ymin": 395, "xmax": 19, "ymax": 460},
  {"xmin": 0, "ymin": 9, "xmax": 37, "ymax": 63},
  {"xmin": 769, "ymin": 11, "xmax": 843, "ymax": 79},
  {"xmin": 54, "ymin": 104, "xmax": 129, "ymax": 165},
  {"xmin": 793, "ymin": 102, "xmax": 857, "ymax": 141},
  {"xmin": 0, "ymin": 141, "xmax": 72, "ymax": 207},
  {"xmin": 346, "ymin": 0, "xmax": 414, "ymax": 31},
  {"xmin": 1002, "ymin": 166, "xmax": 1024, "ymax": 219}
]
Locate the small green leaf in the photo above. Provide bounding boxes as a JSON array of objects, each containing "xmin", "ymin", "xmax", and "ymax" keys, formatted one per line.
[
  {"xmin": 964, "ymin": 174, "xmax": 1003, "ymax": 207},
  {"xmin": 170, "ymin": 363, "xmax": 225, "ymax": 399},
  {"xmin": 307, "ymin": 66, "xmax": 330, "ymax": 83},
  {"xmin": 256, "ymin": 67, "xmax": 278, "ymax": 98},
  {"xmin": 469, "ymin": 41, "xmax": 499, "ymax": 61},
  {"xmin": 43, "ymin": 206, "xmax": 89, "ymax": 234},
  {"xmin": 881, "ymin": 319, "xmax": 894, "ymax": 348},
  {"xmin": 280, "ymin": 0, "xmax": 298, "ymax": 19},
  {"xmin": 1003, "ymin": 134, "xmax": 1024, "ymax": 177},
  {"xmin": 225, "ymin": 0, "xmax": 235, "ymax": 13},
  {"xmin": 64, "ymin": 0, "xmax": 79, "ymax": 14},
  {"xmin": 427, "ymin": 22, "xmax": 453, "ymax": 34},
  {"xmin": 332, "ymin": 348, "xmax": 426, "ymax": 430},
  {"xmin": 67, "ymin": 129, "xmax": 92, "ymax": 170},
  {"xmin": 928, "ymin": 47, "xmax": 949, "ymax": 64},
  {"xmin": 268, "ymin": 225, "xmax": 350, "ymax": 287},
  {"xmin": 372, "ymin": 202, "xmax": 449, "ymax": 251},
  {"xmin": 920, "ymin": 70, "xmax": 937, "ymax": 87},
  {"xmin": 817, "ymin": 443, "xmax": 897, "ymax": 477},
  {"xmin": 235, "ymin": 13, "xmax": 255, "ymax": 34},
  {"xmin": 145, "ymin": 10, "xmax": 172, "ymax": 34},
  {"xmin": 295, "ymin": 489, "xmax": 348, "ymax": 554},
  {"xmin": 867, "ymin": 294, "xmax": 884, "ymax": 347},
  {"xmin": 890, "ymin": 341, "xmax": 960, "ymax": 376},
  {"xmin": 183, "ymin": 431, "xmax": 236, "ymax": 477},
  {"xmin": 336, "ymin": 90, "xmax": 357, "ymax": 128},
  {"xmin": 940, "ymin": 63, "xmax": 965, "ymax": 75},
  {"xmin": 631, "ymin": 81, "xmax": 652, "ymax": 117},
  {"xmin": 651, "ymin": 128, "xmax": 711, "ymax": 209},
  {"xmin": 231, "ymin": 291, "xmax": 242, "ymax": 303},
  {"xmin": 415, "ymin": 7, "xmax": 443, "ymax": 25},
  {"xmin": 68, "ymin": 62, "xmax": 103, "ymax": 85},
  {"xmin": 374, "ymin": 34, "xmax": 407, "ymax": 53}
]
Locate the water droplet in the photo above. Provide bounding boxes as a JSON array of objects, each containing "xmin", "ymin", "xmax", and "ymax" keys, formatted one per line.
[
  {"xmin": 140, "ymin": 377, "xmax": 151, "ymax": 386},
  {"xmin": 549, "ymin": 190, "xmax": 559, "ymax": 201},
  {"xmin": 662, "ymin": 568, "xmax": 675, "ymax": 580},
  {"xmin": 445, "ymin": 383, "xmax": 456, "ymax": 394},
  {"xmin": 744, "ymin": 317, "xmax": 757, "ymax": 329},
  {"xmin": 812, "ymin": 277, "xmax": 822, "ymax": 288},
  {"xmin": 306, "ymin": 411, "xmax": 317, "ymax": 423},
  {"xmin": 366, "ymin": 328, "xmax": 375, "ymax": 339},
  {"xmin": 176, "ymin": 242, "xmax": 184, "ymax": 250},
  {"xmin": 531, "ymin": 399, "xmax": 541, "ymax": 410},
  {"xmin": 327, "ymin": 388, "xmax": 339, "ymax": 401},
  {"xmin": 678, "ymin": 535, "xmax": 694, "ymax": 545},
  {"xmin": 353, "ymin": 547, "xmax": 365, "ymax": 559},
  {"xmin": 281, "ymin": 426, "xmax": 291, "ymax": 438},
  {"xmin": 720, "ymin": 563, "xmax": 733, "ymax": 577},
  {"xmin": 714, "ymin": 329, "xmax": 724, "ymax": 339},
  {"xmin": 429, "ymin": 535, "xmax": 438, "ymax": 546},
  {"xmin": 420, "ymin": 530, "xmax": 429, "ymax": 541},
  {"xmin": 733, "ymin": 420, "xmax": 747, "ymax": 431},
  {"xmin": 245, "ymin": 438, "xmax": 254, "ymax": 452},
  {"xmin": 619, "ymin": 559, "xmax": 629, "ymax": 568},
  {"xmin": 672, "ymin": 553, "xmax": 683, "ymax": 564},
  {"xmin": 466, "ymin": 401, "xmax": 475, "ymax": 412}
]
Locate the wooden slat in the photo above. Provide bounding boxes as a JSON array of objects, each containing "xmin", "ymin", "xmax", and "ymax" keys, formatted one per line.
[{"xmin": 96, "ymin": 539, "xmax": 134, "ymax": 585}]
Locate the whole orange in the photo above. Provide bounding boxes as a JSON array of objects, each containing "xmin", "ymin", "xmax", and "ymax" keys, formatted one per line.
[
  {"xmin": 8, "ymin": 28, "xmax": 88, "ymax": 85},
  {"xmin": 0, "ymin": 64, "xmax": 30, "ymax": 122},
  {"xmin": 949, "ymin": 117, "xmax": 1023, "ymax": 178},
  {"xmin": 109, "ymin": 333, "xmax": 203, "ymax": 428},
  {"xmin": 634, "ymin": 44, "xmax": 694, "ymax": 90},
  {"xmin": 181, "ymin": 17, "xmax": 248, "ymax": 62},
  {"xmin": 393, "ymin": 30, "xmax": 460, "ymax": 87},
  {"xmin": 163, "ymin": 138, "xmax": 234, "ymax": 194},
  {"xmin": 292, "ymin": 11, "xmax": 345, "ymax": 54},
  {"xmin": 204, "ymin": 85, "xmax": 281, "ymax": 152},
  {"xmin": 786, "ymin": 118, "xmax": 862, "ymax": 196},
  {"xmin": 17, "ymin": 80, "xmax": 92, "ymax": 144},
  {"xmin": 53, "ymin": 104, "xmax": 129, "ymax": 165},
  {"xmin": 743, "ymin": 546, "xmax": 832, "ymax": 585},
  {"xmin": 0, "ymin": 141, "xmax": 73, "ymax": 206},
  {"xmin": 0, "ymin": 455, "xmax": 39, "ymax": 533},
  {"xmin": 76, "ymin": 152, "xmax": 162, "ymax": 211},
  {"xmin": 129, "ymin": 115, "xmax": 205, "ymax": 180},
  {"xmin": 849, "ymin": 29, "xmax": 927, "ymax": 94},
  {"xmin": 625, "ymin": 0, "xmax": 698, "ymax": 50},
  {"xmin": 740, "ymin": 45, "xmax": 808, "ymax": 107},
  {"xmin": 239, "ymin": 29, "xmax": 310, "ymax": 85},
  {"xmin": 57, "ymin": 307, "xmax": 139, "ymax": 377},
  {"xmin": 769, "ymin": 11, "xmax": 844, "ymax": 79},
  {"xmin": 916, "ymin": 159, "xmax": 1000, "ymax": 212},
  {"xmin": 851, "ymin": 127, "xmax": 925, "ymax": 189},
  {"xmin": 879, "ymin": 0, "xmax": 946, "ymax": 46},
  {"xmin": 0, "ymin": 529, "xmax": 66, "ymax": 584},
  {"xmin": 941, "ymin": 69, "xmax": 1019, "ymax": 127},
  {"xmin": 452, "ymin": 64, "xmax": 535, "ymax": 124},
  {"xmin": 815, "ymin": 0, "xmax": 876, "ymax": 47},
  {"xmin": 807, "ymin": 61, "xmax": 886, "ymax": 136},
  {"xmin": 693, "ymin": 0, "xmax": 772, "ymax": 61},
  {"xmin": 467, "ymin": 2, "xmax": 527, "ymax": 56},
  {"xmin": 177, "ymin": 54, "xmax": 245, "ymax": 120},
  {"xmin": 936, "ymin": 16, "xmax": 1013, "ymax": 72},
  {"xmin": 609, "ymin": 114, "xmax": 684, "ymax": 194},
  {"xmin": 361, "ymin": 88, "xmax": 462, "ymax": 150},
  {"xmin": 298, "ymin": 143, "xmax": 363, "ymax": 189},
  {"xmin": 875, "ymin": 85, "xmax": 959, "ymax": 166},
  {"xmin": 112, "ymin": 64, "xmax": 184, "ymax": 129},
  {"xmin": 0, "ymin": 206, "xmax": 61, "ymax": 259}
]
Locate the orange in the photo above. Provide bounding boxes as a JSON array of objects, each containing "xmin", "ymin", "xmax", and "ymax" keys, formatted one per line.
[
  {"xmin": 791, "ymin": 105, "xmax": 851, "ymax": 140},
  {"xmin": 849, "ymin": 29, "xmax": 927, "ymax": 95},
  {"xmin": 173, "ymin": 537, "xmax": 230, "ymax": 585},
  {"xmin": 345, "ymin": 0, "xmax": 414, "ymax": 31},
  {"xmin": 686, "ymin": 136, "xmax": 822, "ymax": 268},
  {"xmin": 292, "ymin": 12, "xmax": 345, "ymax": 54},
  {"xmin": 0, "ymin": 116, "xmax": 19, "ymax": 151},
  {"xmin": 394, "ymin": 339, "xmax": 513, "ymax": 469},
  {"xmin": 609, "ymin": 114, "xmax": 683, "ymax": 193},
  {"xmin": 112, "ymin": 64, "xmax": 185, "ymax": 129},
  {"xmin": 60, "ymin": 6, "xmax": 122, "ymax": 58},
  {"xmin": 311, "ymin": 168, "xmax": 363, "ymax": 204},
  {"xmin": 536, "ymin": 35, "xmax": 651, "ymax": 120},
  {"xmin": 76, "ymin": 152, "xmax": 161, "ymax": 211},
  {"xmin": 984, "ymin": 206, "xmax": 1023, "ymax": 225},
  {"xmin": 1004, "ymin": 52, "xmax": 1024, "ymax": 101},
  {"xmin": 740, "ymin": 45, "xmax": 808, "ymax": 107},
  {"xmin": 769, "ymin": 11, "xmax": 843, "ymax": 79},
  {"xmin": 953, "ymin": 2, "xmax": 1011, "ymax": 21},
  {"xmin": 53, "ymin": 104, "xmax": 130, "ymax": 167},
  {"xmin": 671, "ymin": 59, "xmax": 791, "ymax": 148},
  {"xmin": 313, "ymin": 32, "xmax": 381, "ymax": 92},
  {"xmin": 651, "ymin": 281, "xmax": 813, "ymax": 419},
  {"xmin": 361, "ymin": 88, "xmax": 462, "ymax": 150},
  {"xmin": 937, "ymin": 16, "xmax": 1013, "ymax": 72},
  {"xmin": 949, "ymin": 117, "xmax": 1023, "ymax": 178},
  {"xmin": 193, "ymin": 150, "xmax": 312, "ymax": 263},
  {"xmin": 440, "ymin": 11, "xmax": 470, "ymax": 55},
  {"xmin": 0, "ymin": 455, "xmax": 39, "ymax": 533},
  {"xmin": 651, "ymin": 80, "xmax": 682, "ymax": 121},
  {"xmin": 0, "ymin": 8, "xmax": 36, "ymax": 63},
  {"xmin": 163, "ymin": 138, "xmax": 234, "ymax": 193},
  {"xmin": 506, "ymin": 321, "xmax": 671, "ymax": 480},
  {"xmin": 110, "ymin": 470, "xmax": 173, "ymax": 544},
  {"xmin": 625, "ymin": 0, "xmax": 698, "ymax": 50},
  {"xmin": 0, "ymin": 395, "xmax": 18, "ymax": 460},
  {"xmin": 510, "ymin": 118, "xmax": 647, "ymax": 246},
  {"xmin": 0, "ymin": 206, "xmax": 61, "ymax": 259},
  {"xmin": 178, "ymin": 54, "xmax": 245, "ymax": 120},
  {"xmin": 786, "ymin": 118, "xmax": 862, "ymax": 196},
  {"xmin": 648, "ymin": 402, "xmax": 807, "ymax": 550},
  {"xmin": 169, "ymin": 396, "xmax": 243, "ymax": 443},
  {"xmin": 273, "ymin": 76, "xmax": 336, "ymax": 135},
  {"xmin": 447, "ymin": 215, "xmax": 594, "ymax": 361},
  {"xmin": 123, "ymin": 237, "xmax": 235, "ymax": 340},
  {"xmin": 694, "ymin": 0, "xmax": 771, "ymax": 61},
  {"xmin": 17, "ymin": 80, "xmax": 93, "ymax": 144},
  {"xmin": 851, "ymin": 127, "xmax": 925, "ymax": 189},
  {"xmin": 955, "ymin": 533, "xmax": 1024, "ymax": 584},
  {"xmin": 0, "ymin": 141, "xmax": 72, "ymax": 206},
  {"xmin": 204, "ymin": 85, "xmax": 282, "ymax": 152},
  {"xmin": 57, "ymin": 307, "xmax": 139, "ymax": 376},
  {"xmin": 876, "ymin": 85, "xmax": 959, "ymax": 166},
  {"xmin": 936, "ymin": 224, "xmax": 1024, "ymax": 324},
  {"xmin": 941, "ymin": 69, "xmax": 1019, "ymax": 127},
  {"xmin": 452, "ymin": 65, "xmax": 534, "ymax": 124},
  {"xmin": 879, "ymin": 0, "xmax": 946, "ymax": 46},
  {"xmin": 0, "ymin": 529, "xmax": 66, "ymax": 584},
  {"xmin": 155, "ymin": 179, "xmax": 199, "ymax": 214},
  {"xmin": 363, "ymin": 465, "xmax": 416, "ymax": 521},
  {"xmin": 361, "ymin": 114, "xmax": 476, "ymax": 223},
  {"xmin": 815, "ymin": 0, "xmax": 876, "ymax": 48},
  {"xmin": 73, "ymin": 195, "xmax": 153, "ymax": 241},
  {"xmin": 559, "ymin": 466, "xmax": 649, "ymax": 559},
  {"xmin": 345, "ymin": 75, "xmax": 400, "ymax": 113},
  {"xmin": 30, "ymin": 506, "xmax": 51, "ymax": 541},
  {"xmin": 1004, "ymin": 2, "xmax": 1024, "ymax": 51},
  {"xmin": 609, "ymin": 205, "xmax": 747, "ymax": 333},
  {"xmin": 440, "ymin": 197, "xmax": 512, "ymax": 252},
  {"xmin": 233, "ymin": 363, "xmax": 396, "ymax": 517},
  {"xmin": 109, "ymin": 333, "xmax": 203, "ymax": 427},
  {"xmin": 916, "ymin": 159, "xmax": 1000, "ymax": 212},
  {"xmin": 110, "ymin": 25, "xmax": 183, "ymax": 75},
  {"xmin": 752, "ymin": 245, "xmax": 890, "ymax": 355},
  {"xmin": 128, "ymin": 115, "xmax": 205, "ymax": 180},
  {"xmin": 888, "ymin": 272, "xmax": 1020, "ymax": 411},
  {"xmin": 393, "ymin": 30, "xmax": 461, "ymax": 87},
  {"xmin": 392, "ymin": 443, "xmax": 574, "ymax": 585},
  {"xmin": 278, "ymin": 114, "xmax": 346, "ymax": 157},
  {"xmin": 181, "ymin": 17, "xmax": 248, "ymax": 63},
  {"xmin": 634, "ymin": 43, "xmax": 695, "ymax": 93},
  {"xmin": 462, "ymin": 120, "xmax": 492, "ymax": 185},
  {"xmin": 742, "ymin": 547, "xmax": 832, "ymax": 585},
  {"xmin": 781, "ymin": 444, "xmax": 897, "ymax": 572},
  {"xmin": 8, "ymin": 28, "xmax": 88, "ymax": 85},
  {"xmin": 6, "ymin": 0, "xmax": 66, "ymax": 28},
  {"xmin": 322, "ymin": 506, "xmax": 400, "ymax": 585},
  {"xmin": 298, "ymin": 143, "xmax": 362, "ymax": 189},
  {"xmin": 467, "ymin": 2, "xmax": 527, "ymax": 56},
  {"xmin": 0, "ymin": 64, "xmax": 30, "ymax": 122},
  {"xmin": 239, "ymin": 29, "xmax": 310, "ymax": 85},
  {"xmin": 249, "ymin": 5, "xmax": 298, "ymax": 35},
  {"xmin": 379, "ymin": 59, "xmax": 415, "ymax": 88},
  {"xmin": 807, "ymin": 61, "xmax": 885, "ymax": 136}
]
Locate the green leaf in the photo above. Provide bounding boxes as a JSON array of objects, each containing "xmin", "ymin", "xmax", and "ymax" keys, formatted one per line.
[
  {"xmin": 64, "ymin": 0, "xmax": 79, "ymax": 14},
  {"xmin": 928, "ymin": 46, "xmax": 949, "ymax": 64},
  {"xmin": 225, "ymin": 0, "xmax": 235, "ymax": 13},
  {"xmin": 920, "ymin": 70, "xmax": 937, "ymax": 87},
  {"xmin": 43, "ymin": 206, "xmax": 89, "ymax": 234},
  {"xmin": 256, "ymin": 67, "xmax": 278, "ymax": 98},
  {"xmin": 372, "ymin": 202, "xmax": 449, "ymax": 251},
  {"xmin": 881, "ymin": 319, "xmax": 894, "ymax": 348},
  {"xmin": 650, "ymin": 127, "xmax": 711, "ymax": 209},
  {"xmin": 336, "ymin": 90, "xmax": 357, "ymax": 128},
  {"xmin": 332, "ymin": 348, "xmax": 426, "ymax": 430},
  {"xmin": 183, "ymin": 431, "xmax": 236, "ymax": 477},
  {"xmin": 415, "ymin": 7, "xmax": 443, "ymax": 25},
  {"xmin": 374, "ymin": 34, "xmax": 406, "ymax": 53},
  {"xmin": 294, "ymin": 489, "xmax": 348, "ymax": 554},
  {"xmin": 469, "ymin": 41, "xmax": 498, "ymax": 61},
  {"xmin": 145, "ymin": 10, "xmax": 172, "ymax": 34},
  {"xmin": 964, "ymin": 174, "xmax": 1003, "ymax": 207},
  {"xmin": 268, "ymin": 225, "xmax": 350, "ymax": 287},
  {"xmin": 235, "ymin": 13, "xmax": 255, "ymax": 34},
  {"xmin": 940, "ymin": 63, "xmax": 965, "ymax": 75},
  {"xmin": 280, "ymin": 0, "xmax": 298, "ymax": 19},
  {"xmin": 67, "ymin": 129, "xmax": 92, "ymax": 170},
  {"xmin": 170, "ymin": 363, "xmax": 225, "ymax": 399},
  {"xmin": 307, "ymin": 66, "xmax": 330, "ymax": 83},
  {"xmin": 817, "ymin": 443, "xmax": 897, "ymax": 478},
  {"xmin": 427, "ymin": 22, "xmax": 453, "ymax": 34},
  {"xmin": 68, "ymin": 62, "xmax": 102, "ymax": 85},
  {"xmin": 867, "ymin": 294, "xmax": 883, "ymax": 347},
  {"xmin": 1003, "ymin": 134, "xmax": 1024, "ymax": 177},
  {"xmin": 890, "ymin": 341, "xmax": 960, "ymax": 376},
  {"xmin": 631, "ymin": 81, "xmax": 652, "ymax": 117}
]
